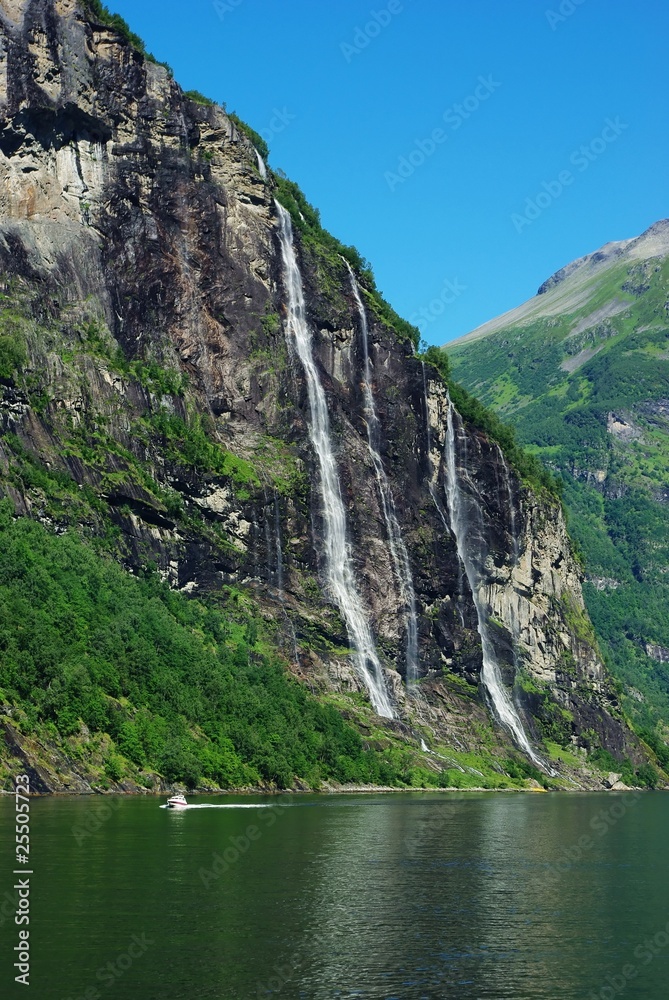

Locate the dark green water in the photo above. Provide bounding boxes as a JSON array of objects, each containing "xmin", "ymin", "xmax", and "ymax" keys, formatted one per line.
[{"xmin": 1, "ymin": 791, "xmax": 668, "ymax": 999}]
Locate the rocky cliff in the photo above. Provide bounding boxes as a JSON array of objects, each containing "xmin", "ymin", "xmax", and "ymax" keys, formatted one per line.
[
  {"xmin": 0, "ymin": 0, "xmax": 650, "ymax": 790},
  {"xmin": 448, "ymin": 218, "xmax": 669, "ymax": 761}
]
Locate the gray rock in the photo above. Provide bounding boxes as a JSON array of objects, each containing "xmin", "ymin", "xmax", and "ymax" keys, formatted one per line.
[{"xmin": 0, "ymin": 0, "xmax": 643, "ymax": 785}]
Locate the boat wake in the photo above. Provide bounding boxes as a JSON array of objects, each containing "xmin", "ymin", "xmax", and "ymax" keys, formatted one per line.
[{"xmin": 160, "ymin": 802, "xmax": 279, "ymax": 810}]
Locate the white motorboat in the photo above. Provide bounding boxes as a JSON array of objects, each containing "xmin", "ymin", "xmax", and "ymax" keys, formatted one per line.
[{"xmin": 166, "ymin": 793, "xmax": 188, "ymax": 809}]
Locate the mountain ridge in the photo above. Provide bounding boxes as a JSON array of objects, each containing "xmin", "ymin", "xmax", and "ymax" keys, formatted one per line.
[
  {"xmin": 0, "ymin": 0, "xmax": 657, "ymax": 792},
  {"xmin": 448, "ymin": 217, "xmax": 669, "ymax": 759},
  {"xmin": 449, "ymin": 219, "xmax": 669, "ymax": 347}
]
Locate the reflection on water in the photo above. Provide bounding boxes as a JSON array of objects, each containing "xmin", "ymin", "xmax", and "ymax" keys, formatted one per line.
[{"xmin": 0, "ymin": 792, "xmax": 667, "ymax": 999}]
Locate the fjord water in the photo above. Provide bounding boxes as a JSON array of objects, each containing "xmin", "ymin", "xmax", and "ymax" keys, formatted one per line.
[
  {"xmin": 275, "ymin": 202, "xmax": 393, "ymax": 717},
  {"xmin": 1, "ymin": 793, "xmax": 668, "ymax": 999}
]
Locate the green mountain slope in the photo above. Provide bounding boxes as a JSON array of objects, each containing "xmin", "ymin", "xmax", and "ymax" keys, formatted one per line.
[
  {"xmin": 1, "ymin": 0, "xmax": 659, "ymax": 791},
  {"xmin": 0, "ymin": 504, "xmax": 464, "ymax": 793},
  {"xmin": 447, "ymin": 220, "xmax": 669, "ymax": 740}
]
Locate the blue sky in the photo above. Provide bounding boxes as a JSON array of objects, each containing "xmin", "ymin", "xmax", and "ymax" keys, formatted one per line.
[{"xmin": 108, "ymin": 0, "xmax": 668, "ymax": 345}]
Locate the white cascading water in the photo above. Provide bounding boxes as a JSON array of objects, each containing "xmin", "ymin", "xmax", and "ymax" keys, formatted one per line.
[
  {"xmin": 255, "ymin": 150, "xmax": 267, "ymax": 181},
  {"xmin": 273, "ymin": 491, "xmax": 284, "ymax": 596},
  {"xmin": 501, "ymin": 455, "xmax": 522, "ymax": 671},
  {"xmin": 444, "ymin": 399, "xmax": 544, "ymax": 766},
  {"xmin": 346, "ymin": 263, "xmax": 419, "ymax": 688},
  {"xmin": 421, "ymin": 362, "xmax": 451, "ymax": 534},
  {"xmin": 275, "ymin": 202, "xmax": 394, "ymax": 718},
  {"xmin": 421, "ymin": 362, "xmax": 465, "ymax": 622},
  {"xmin": 498, "ymin": 458, "xmax": 559, "ymax": 774}
]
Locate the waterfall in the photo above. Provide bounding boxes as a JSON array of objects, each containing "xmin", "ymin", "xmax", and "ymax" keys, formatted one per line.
[
  {"xmin": 273, "ymin": 491, "xmax": 284, "ymax": 596},
  {"xmin": 499, "ymin": 456, "xmax": 537, "ymax": 732},
  {"xmin": 443, "ymin": 399, "xmax": 543, "ymax": 766},
  {"xmin": 421, "ymin": 362, "xmax": 450, "ymax": 534},
  {"xmin": 502, "ymin": 456, "xmax": 520, "ymax": 567},
  {"xmin": 346, "ymin": 263, "xmax": 419, "ymax": 688},
  {"xmin": 421, "ymin": 363, "xmax": 465, "ymax": 622},
  {"xmin": 255, "ymin": 150, "xmax": 267, "ymax": 181},
  {"xmin": 501, "ymin": 455, "xmax": 520, "ymax": 657},
  {"xmin": 274, "ymin": 201, "xmax": 394, "ymax": 718},
  {"xmin": 263, "ymin": 490, "xmax": 274, "ymax": 587}
]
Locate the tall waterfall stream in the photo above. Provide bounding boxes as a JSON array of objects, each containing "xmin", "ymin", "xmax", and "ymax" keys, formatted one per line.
[
  {"xmin": 275, "ymin": 202, "xmax": 394, "ymax": 717},
  {"xmin": 347, "ymin": 264, "xmax": 419, "ymax": 688},
  {"xmin": 444, "ymin": 400, "xmax": 546, "ymax": 767}
]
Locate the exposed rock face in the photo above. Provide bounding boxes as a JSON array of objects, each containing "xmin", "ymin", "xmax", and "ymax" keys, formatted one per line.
[
  {"xmin": 645, "ymin": 644, "xmax": 669, "ymax": 664},
  {"xmin": 0, "ymin": 711, "xmax": 193, "ymax": 795},
  {"xmin": 422, "ymin": 385, "xmax": 632, "ymax": 757},
  {"xmin": 607, "ymin": 412, "xmax": 642, "ymax": 443},
  {"xmin": 0, "ymin": 0, "xmax": 640, "ymax": 778}
]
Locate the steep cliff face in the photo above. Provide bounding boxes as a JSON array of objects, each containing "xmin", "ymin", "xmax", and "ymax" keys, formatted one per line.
[
  {"xmin": 423, "ymin": 382, "xmax": 630, "ymax": 759},
  {"xmin": 0, "ymin": 0, "xmax": 646, "ymax": 788},
  {"xmin": 448, "ymin": 219, "xmax": 669, "ymax": 744}
]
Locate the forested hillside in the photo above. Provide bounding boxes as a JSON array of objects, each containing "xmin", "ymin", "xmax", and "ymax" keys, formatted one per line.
[
  {"xmin": 0, "ymin": 0, "xmax": 658, "ymax": 792},
  {"xmin": 449, "ymin": 223, "xmax": 669, "ymax": 749}
]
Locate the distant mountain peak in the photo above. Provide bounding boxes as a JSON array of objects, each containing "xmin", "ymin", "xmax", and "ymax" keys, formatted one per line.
[
  {"xmin": 625, "ymin": 217, "xmax": 669, "ymax": 258},
  {"xmin": 538, "ymin": 219, "xmax": 669, "ymax": 296},
  {"xmin": 447, "ymin": 217, "xmax": 669, "ymax": 746},
  {"xmin": 451, "ymin": 218, "xmax": 669, "ymax": 347},
  {"xmin": 536, "ymin": 240, "xmax": 631, "ymax": 295}
]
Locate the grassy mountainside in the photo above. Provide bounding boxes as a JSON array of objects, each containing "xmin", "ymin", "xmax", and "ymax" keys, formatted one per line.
[
  {"xmin": 2, "ymin": 508, "xmax": 581, "ymax": 794},
  {"xmin": 0, "ymin": 0, "xmax": 658, "ymax": 792},
  {"xmin": 448, "ymin": 221, "xmax": 669, "ymax": 744}
]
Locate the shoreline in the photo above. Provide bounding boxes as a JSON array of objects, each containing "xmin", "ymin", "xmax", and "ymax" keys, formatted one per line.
[{"xmin": 0, "ymin": 783, "xmax": 657, "ymax": 798}]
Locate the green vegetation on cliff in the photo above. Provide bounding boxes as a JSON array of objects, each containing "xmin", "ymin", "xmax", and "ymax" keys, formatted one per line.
[
  {"xmin": 420, "ymin": 345, "xmax": 561, "ymax": 497},
  {"xmin": 273, "ymin": 173, "xmax": 420, "ymax": 349},
  {"xmin": 81, "ymin": 1, "xmax": 172, "ymax": 73},
  {"xmin": 0, "ymin": 504, "xmax": 404, "ymax": 790},
  {"xmin": 0, "ymin": 507, "xmax": 565, "ymax": 792},
  {"xmin": 448, "ymin": 238, "xmax": 669, "ymax": 741},
  {"xmin": 228, "ymin": 113, "xmax": 269, "ymax": 162}
]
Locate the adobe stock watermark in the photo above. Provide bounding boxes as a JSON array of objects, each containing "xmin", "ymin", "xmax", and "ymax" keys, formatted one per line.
[
  {"xmin": 546, "ymin": 0, "xmax": 587, "ymax": 31},
  {"xmin": 547, "ymin": 791, "xmax": 641, "ymax": 874},
  {"xmin": 71, "ymin": 798, "xmax": 123, "ymax": 847},
  {"xmin": 199, "ymin": 801, "xmax": 289, "ymax": 889},
  {"xmin": 511, "ymin": 117, "xmax": 628, "ymax": 233},
  {"xmin": 255, "ymin": 927, "xmax": 344, "ymax": 996},
  {"xmin": 60, "ymin": 932, "xmax": 153, "ymax": 1000},
  {"xmin": 257, "ymin": 108, "xmax": 296, "ymax": 149},
  {"xmin": 13, "ymin": 775, "xmax": 32, "ymax": 985},
  {"xmin": 213, "ymin": 0, "xmax": 243, "ymax": 21},
  {"xmin": 588, "ymin": 917, "xmax": 669, "ymax": 1000},
  {"xmin": 340, "ymin": 0, "xmax": 406, "ymax": 63},
  {"xmin": 409, "ymin": 277, "xmax": 467, "ymax": 331},
  {"xmin": 384, "ymin": 75, "xmax": 501, "ymax": 191}
]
